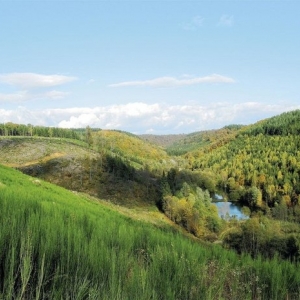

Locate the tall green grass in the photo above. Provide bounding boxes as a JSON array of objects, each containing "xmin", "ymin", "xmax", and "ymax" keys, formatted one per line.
[{"xmin": 0, "ymin": 164, "xmax": 299, "ymax": 299}]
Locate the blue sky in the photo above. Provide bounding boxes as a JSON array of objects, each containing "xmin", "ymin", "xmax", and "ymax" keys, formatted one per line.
[{"xmin": 0, "ymin": 0, "xmax": 299, "ymax": 134}]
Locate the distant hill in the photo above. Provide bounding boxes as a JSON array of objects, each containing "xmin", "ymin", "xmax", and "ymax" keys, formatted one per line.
[
  {"xmin": 140, "ymin": 125, "xmax": 243, "ymax": 156},
  {"xmin": 139, "ymin": 133, "xmax": 186, "ymax": 148},
  {"xmin": 167, "ymin": 126, "xmax": 244, "ymax": 155}
]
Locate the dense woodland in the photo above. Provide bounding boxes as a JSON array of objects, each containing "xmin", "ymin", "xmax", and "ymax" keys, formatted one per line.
[{"xmin": 187, "ymin": 111, "xmax": 300, "ymax": 222}]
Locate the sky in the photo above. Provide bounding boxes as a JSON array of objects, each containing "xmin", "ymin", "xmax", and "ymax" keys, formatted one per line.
[{"xmin": 0, "ymin": 0, "xmax": 299, "ymax": 134}]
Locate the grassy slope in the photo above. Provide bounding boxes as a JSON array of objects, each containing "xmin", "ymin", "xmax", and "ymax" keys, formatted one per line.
[
  {"xmin": 1, "ymin": 164, "xmax": 300, "ymax": 299},
  {"xmin": 0, "ymin": 136, "xmax": 93, "ymax": 168}
]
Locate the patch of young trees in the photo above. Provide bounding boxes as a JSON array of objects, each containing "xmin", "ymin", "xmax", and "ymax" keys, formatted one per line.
[{"xmin": 159, "ymin": 168, "xmax": 221, "ymax": 238}]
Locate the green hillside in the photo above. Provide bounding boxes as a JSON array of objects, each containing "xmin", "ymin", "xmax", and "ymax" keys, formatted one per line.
[
  {"xmin": 94, "ymin": 130, "xmax": 170, "ymax": 169},
  {"xmin": 1, "ymin": 164, "xmax": 300, "ymax": 299},
  {"xmin": 241, "ymin": 109, "xmax": 300, "ymax": 136}
]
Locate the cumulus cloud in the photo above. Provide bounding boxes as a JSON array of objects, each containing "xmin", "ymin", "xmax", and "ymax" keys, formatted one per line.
[
  {"xmin": 109, "ymin": 74, "xmax": 235, "ymax": 88},
  {"xmin": 217, "ymin": 15, "xmax": 234, "ymax": 27},
  {"xmin": 0, "ymin": 102, "xmax": 299, "ymax": 134},
  {"xmin": 57, "ymin": 103, "xmax": 161, "ymax": 129},
  {"xmin": 0, "ymin": 73, "xmax": 77, "ymax": 89}
]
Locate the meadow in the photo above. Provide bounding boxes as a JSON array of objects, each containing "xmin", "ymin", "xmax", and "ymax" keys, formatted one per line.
[{"xmin": 1, "ymin": 164, "xmax": 300, "ymax": 299}]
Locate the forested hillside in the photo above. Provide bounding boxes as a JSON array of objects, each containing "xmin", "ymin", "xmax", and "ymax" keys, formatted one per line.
[
  {"xmin": 241, "ymin": 109, "xmax": 300, "ymax": 136},
  {"xmin": 186, "ymin": 110, "xmax": 300, "ymax": 221}
]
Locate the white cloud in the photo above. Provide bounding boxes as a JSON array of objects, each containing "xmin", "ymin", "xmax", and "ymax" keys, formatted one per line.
[
  {"xmin": 182, "ymin": 15, "xmax": 205, "ymax": 30},
  {"xmin": 87, "ymin": 79, "xmax": 96, "ymax": 84},
  {"xmin": 0, "ymin": 102, "xmax": 299, "ymax": 134},
  {"xmin": 0, "ymin": 72, "xmax": 75, "ymax": 103},
  {"xmin": 0, "ymin": 73, "xmax": 77, "ymax": 89},
  {"xmin": 59, "ymin": 113, "xmax": 100, "ymax": 128},
  {"xmin": 0, "ymin": 90, "xmax": 69, "ymax": 103},
  {"xmin": 40, "ymin": 90, "xmax": 69, "ymax": 99},
  {"xmin": 0, "ymin": 91, "xmax": 29, "ymax": 103},
  {"xmin": 57, "ymin": 103, "xmax": 161, "ymax": 129},
  {"xmin": 109, "ymin": 74, "xmax": 235, "ymax": 88},
  {"xmin": 218, "ymin": 15, "xmax": 234, "ymax": 27}
]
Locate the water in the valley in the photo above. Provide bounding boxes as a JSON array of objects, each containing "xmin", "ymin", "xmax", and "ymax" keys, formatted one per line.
[{"xmin": 213, "ymin": 194, "xmax": 249, "ymax": 220}]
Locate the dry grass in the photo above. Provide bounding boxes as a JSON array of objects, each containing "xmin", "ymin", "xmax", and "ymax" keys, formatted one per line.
[{"xmin": 0, "ymin": 137, "xmax": 96, "ymax": 167}]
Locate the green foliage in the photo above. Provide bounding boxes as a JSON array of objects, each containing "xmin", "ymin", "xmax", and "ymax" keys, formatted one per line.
[
  {"xmin": 159, "ymin": 172, "xmax": 171, "ymax": 198},
  {"xmin": 85, "ymin": 125, "xmax": 93, "ymax": 147},
  {"xmin": 165, "ymin": 168, "xmax": 217, "ymax": 195},
  {"xmin": 159, "ymin": 169, "xmax": 220, "ymax": 238},
  {"xmin": 104, "ymin": 154, "xmax": 135, "ymax": 180},
  {"xmin": 223, "ymin": 216, "xmax": 300, "ymax": 261}
]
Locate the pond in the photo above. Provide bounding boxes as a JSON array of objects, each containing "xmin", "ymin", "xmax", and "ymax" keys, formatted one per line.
[{"xmin": 212, "ymin": 194, "xmax": 249, "ymax": 220}]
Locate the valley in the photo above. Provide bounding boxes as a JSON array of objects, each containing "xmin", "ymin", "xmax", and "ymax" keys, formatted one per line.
[{"xmin": 1, "ymin": 110, "xmax": 300, "ymax": 298}]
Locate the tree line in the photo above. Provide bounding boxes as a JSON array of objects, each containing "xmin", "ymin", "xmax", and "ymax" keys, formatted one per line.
[{"xmin": 0, "ymin": 122, "xmax": 81, "ymax": 140}]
